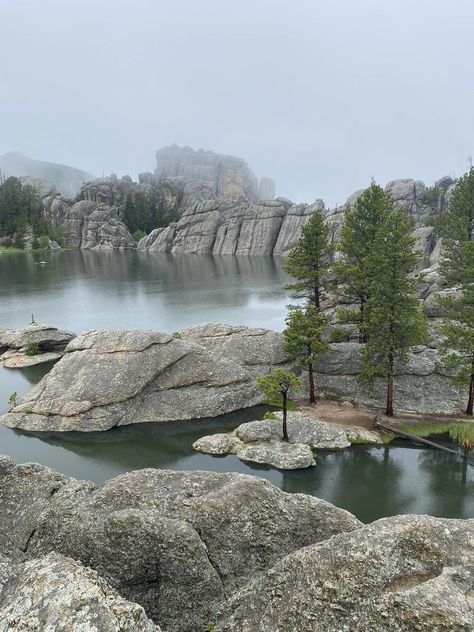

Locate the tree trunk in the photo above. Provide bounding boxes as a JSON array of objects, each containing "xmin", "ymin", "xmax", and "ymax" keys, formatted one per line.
[
  {"xmin": 308, "ymin": 357, "xmax": 315, "ymax": 405},
  {"xmin": 314, "ymin": 287, "xmax": 320, "ymax": 311},
  {"xmin": 358, "ymin": 300, "xmax": 366, "ymax": 344},
  {"xmin": 282, "ymin": 390, "xmax": 289, "ymax": 441},
  {"xmin": 466, "ymin": 370, "xmax": 474, "ymax": 416},
  {"xmin": 386, "ymin": 354, "xmax": 394, "ymax": 417}
]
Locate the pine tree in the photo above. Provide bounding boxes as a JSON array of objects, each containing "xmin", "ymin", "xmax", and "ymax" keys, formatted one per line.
[
  {"xmin": 435, "ymin": 168, "xmax": 474, "ymax": 414},
  {"xmin": 256, "ymin": 369, "xmax": 301, "ymax": 441},
  {"xmin": 435, "ymin": 167, "xmax": 474, "ymax": 285},
  {"xmin": 284, "ymin": 208, "xmax": 334, "ymax": 309},
  {"xmin": 335, "ymin": 182, "xmax": 394, "ymax": 342},
  {"xmin": 284, "ymin": 304, "xmax": 328, "ymax": 404},
  {"xmin": 360, "ymin": 209, "xmax": 428, "ymax": 416}
]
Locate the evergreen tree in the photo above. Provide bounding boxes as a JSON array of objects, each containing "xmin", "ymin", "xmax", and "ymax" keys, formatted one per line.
[
  {"xmin": 335, "ymin": 182, "xmax": 394, "ymax": 342},
  {"xmin": 360, "ymin": 209, "xmax": 428, "ymax": 416},
  {"xmin": 435, "ymin": 167, "xmax": 474, "ymax": 285},
  {"xmin": 284, "ymin": 304, "xmax": 328, "ymax": 404},
  {"xmin": 284, "ymin": 208, "xmax": 334, "ymax": 309},
  {"xmin": 435, "ymin": 168, "xmax": 474, "ymax": 414},
  {"xmin": 256, "ymin": 369, "xmax": 301, "ymax": 441}
]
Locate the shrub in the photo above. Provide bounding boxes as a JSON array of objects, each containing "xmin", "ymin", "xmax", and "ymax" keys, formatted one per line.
[
  {"xmin": 172, "ymin": 331, "xmax": 182, "ymax": 339},
  {"xmin": 38, "ymin": 234, "xmax": 50, "ymax": 249},
  {"xmin": 329, "ymin": 327, "xmax": 351, "ymax": 343},
  {"xmin": 132, "ymin": 229, "xmax": 146, "ymax": 242},
  {"xmin": 424, "ymin": 185, "xmax": 442, "ymax": 207},
  {"xmin": 25, "ymin": 343, "xmax": 40, "ymax": 356},
  {"xmin": 263, "ymin": 411, "xmax": 278, "ymax": 420}
]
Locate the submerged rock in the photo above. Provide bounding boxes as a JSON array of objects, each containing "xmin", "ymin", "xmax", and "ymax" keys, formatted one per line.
[
  {"xmin": 218, "ymin": 515, "xmax": 474, "ymax": 631},
  {"xmin": 0, "ymin": 458, "xmax": 361, "ymax": 632}
]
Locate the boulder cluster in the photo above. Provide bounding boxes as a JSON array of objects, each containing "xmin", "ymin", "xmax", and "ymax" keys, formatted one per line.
[{"xmin": 0, "ymin": 457, "xmax": 472, "ymax": 631}]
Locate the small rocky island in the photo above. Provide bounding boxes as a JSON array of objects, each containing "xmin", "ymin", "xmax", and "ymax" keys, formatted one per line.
[
  {"xmin": 0, "ymin": 456, "xmax": 473, "ymax": 631},
  {"xmin": 0, "ymin": 322, "xmax": 75, "ymax": 368}
]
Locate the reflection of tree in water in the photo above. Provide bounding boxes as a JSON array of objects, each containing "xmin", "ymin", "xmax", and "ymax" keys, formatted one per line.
[
  {"xmin": 281, "ymin": 446, "xmax": 415, "ymax": 524},
  {"xmin": 418, "ymin": 449, "xmax": 474, "ymax": 518}
]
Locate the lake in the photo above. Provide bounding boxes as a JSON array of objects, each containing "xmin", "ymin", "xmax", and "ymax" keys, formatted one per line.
[{"xmin": 1, "ymin": 249, "xmax": 473, "ymax": 523}]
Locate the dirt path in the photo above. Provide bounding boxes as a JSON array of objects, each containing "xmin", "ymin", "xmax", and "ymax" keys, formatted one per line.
[{"xmin": 296, "ymin": 398, "xmax": 474, "ymax": 431}]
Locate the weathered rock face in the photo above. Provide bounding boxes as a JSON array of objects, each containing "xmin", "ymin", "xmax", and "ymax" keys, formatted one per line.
[
  {"xmin": 0, "ymin": 458, "xmax": 361, "ymax": 632},
  {"xmin": 0, "ymin": 327, "xmax": 281, "ymax": 432},
  {"xmin": 0, "ymin": 323, "xmax": 75, "ymax": 368},
  {"xmin": 218, "ymin": 515, "xmax": 474, "ymax": 631},
  {"xmin": 155, "ymin": 145, "xmax": 259, "ymax": 202},
  {"xmin": 258, "ymin": 176, "xmax": 276, "ymax": 200},
  {"xmin": 0, "ymin": 552, "xmax": 161, "ymax": 632}
]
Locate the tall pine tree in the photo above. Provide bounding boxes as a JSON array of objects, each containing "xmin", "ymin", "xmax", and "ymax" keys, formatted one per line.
[
  {"xmin": 284, "ymin": 304, "xmax": 328, "ymax": 404},
  {"xmin": 435, "ymin": 168, "xmax": 474, "ymax": 414},
  {"xmin": 335, "ymin": 182, "xmax": 394, "ymax": 342},
  {"xmin": 284, "ymin": 208, "xmax": 334, "ymax": 309},
  {"xmin": 360, "ymin": 209, "xmax": 428, "ymax": 416}
]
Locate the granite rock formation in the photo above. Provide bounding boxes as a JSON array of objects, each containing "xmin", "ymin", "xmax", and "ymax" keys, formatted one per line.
[
  {"xmin": 0, "ymin": 457, "xmax": 361, "ymax": 632},
  {"xmin": 218, "ymin": 514, "xmax": 474, "ymax": 631},
  {"xmin": 0, "ymin": 326, "xmax": 285, "ymax": 431},
  {"xmin": 0, "ymin": 553, "xmax": 161, "ymax": 632},
  {"xmin": 0, "ymin": 323, "xmax": 76, "ymax": 368}
]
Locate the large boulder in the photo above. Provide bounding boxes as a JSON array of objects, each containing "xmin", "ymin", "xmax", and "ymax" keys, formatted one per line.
[
  {"xmin": 0, "ymin": 458, "xmax": 361, "ymax": 632},
  {"xmin": 0, "ymin": 552, "xmax": 161, "ymax": 632},
  {"xmin": 0, "ymin": 327, "xmax": 275, "ymax": 431},
  {"xmin": 218, "ymin": 515, "xmax": 474, "ymax": 631}
]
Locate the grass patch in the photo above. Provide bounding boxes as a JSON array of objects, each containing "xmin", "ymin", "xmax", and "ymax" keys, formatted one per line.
[
  {"xmin": 264, "ymin": 396, "xmax": 299, "ymax": 411},
  {"xmin": 0, "ymin": 246, "xmax": 25, "ymax": 254},
  {"xmin": 25, "ymin": 343, "xmax": 41, "ymax": 357},
  {"xmin": 400, "ymin": 421, "xmax": 474, "ymax": 449}
]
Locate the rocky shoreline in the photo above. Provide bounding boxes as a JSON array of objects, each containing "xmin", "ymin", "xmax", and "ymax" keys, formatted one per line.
[{"xmin": 0, "ymin": 456, "xmax": 472, "ymax": 631}]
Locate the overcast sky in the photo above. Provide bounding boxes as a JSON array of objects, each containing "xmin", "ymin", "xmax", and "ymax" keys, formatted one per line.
[{"xmin": 1, "ymin": 0, "xmax": 473, "ymax": 205}]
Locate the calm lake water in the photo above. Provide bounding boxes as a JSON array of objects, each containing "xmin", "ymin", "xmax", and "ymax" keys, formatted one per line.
[{"xmin": 1, "ymin": 249, "xmax": 473, "ymax": 523}]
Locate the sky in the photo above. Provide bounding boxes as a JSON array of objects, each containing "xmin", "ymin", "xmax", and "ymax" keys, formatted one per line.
[{"xmin": 1, "ymin": 0, "xmax": 473, "ymax": 206}]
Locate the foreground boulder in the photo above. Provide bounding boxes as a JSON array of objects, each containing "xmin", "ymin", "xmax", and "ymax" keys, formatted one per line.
[
  {"xmin": 0, "ymin": 458, "xmax": 361, "ymax": 632},
  {"xmin": 0, "ymin": 327, "xmax": 277, "ymax": 431},
  {"xmin": 218, "ymin": 515, "xmax": 474, "ymax": 631},
  {"xmin": 0, "ymin": 553, "xmax": 161, "ymax": 632},
  {"xmin": 0, "ymin": 323, "xmax": 75, "ymax": 368}
]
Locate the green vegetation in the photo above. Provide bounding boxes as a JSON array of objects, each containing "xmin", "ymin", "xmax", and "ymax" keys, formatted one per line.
[
  {"xmin": 359, "ymin": 208, "xmax": 428, "ymax": 416},
  {"xmin": 329, "ymin": 327, "xmax": 352, "ymax": 343},
  {"xmin": 0, "ymin": 176, "xmax": 64, "ymax": 248},
  {"xmin": 283, "ymin": 208, "xmax": 333, "ymax": 309},
  {"xmin": 256, "ymin": 368, "xmax": 301, "ymax": 440},
  {"xmin": 8, "ymin": 392, "xmax": 17, "ymax": 408},
  {"xmin": 132, "ymin": 229, "xmax": 146, "ymax": 242},
  {"xmin": 263, "ymin": 411, "xmax": 278, "ymax": 420},
  {"xmin": 400, "ymin": 421, "xmax": 474, "ymax": 451},
  {"xmin": 335, "ymin": 182, "xmax": 395, "ymax": 342},
  {"xmin": 25, "ymin": 343, "xmax": 40, "ymax": 356},
  {"xmin": 0, "ymin": 246, "xmax": 25, "ymax": 254},
  {"xmin": 435, "ymin": 168, "xmax": 474, "ymax": 414},
  {"xmin": 424, "ymin": 184, "xmax": 443, "ymax": 207},
  {"xmin": 263, "ymin": 395, "xmax": 299, "ymax": 411},
  {"xmin": 284, "ymin": 304, "xmax": 328, "ymax": 404},
  {"xmin": 123, "ymin": 186, "xmax": 179, "ymax": 235}
]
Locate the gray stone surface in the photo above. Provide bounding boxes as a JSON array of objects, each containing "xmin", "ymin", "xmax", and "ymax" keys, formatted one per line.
[
  {"xmin": 0, "ymin": 327, "xmax": 276, "ymax": 431},
  {"xmin": 218, "ymin": 515, "xmax": 474, "ymax": 631},
  {"xmin": 237, "ymin": 440, "xmax": 316, "ymax": 469},
  {"xmin": 0, "ymin": 552, "xmax": 161, "ymax": 632},
  {"xmin": 0, "ymin": 323, "xmax": 75, "ymax": 368},
  {"xmin": 0, "ymin": 457, "xmax": 361, "ymax": 632}
]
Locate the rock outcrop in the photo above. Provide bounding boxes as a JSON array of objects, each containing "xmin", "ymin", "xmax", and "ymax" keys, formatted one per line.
[
  {"xmin": 0, "ymin": 553, "xmax": 161, "ymax": 632},
  {"xmin": 0, "ymin": 323, "xmax": 75, "ymax": 368},
  {"xmin": 0, "ymin": 457, "xmax": 361, "ymax": 632},
  {"xmin": 218, "ymin": 514, "xmax": 474, "ymax": 631},
  {"xmin": 193, "ymin": 412, "xmax": 353, "ymax": 470},
  {"xmin": 0, "ymin": 326, "xmax": 284, "ymax": 432}
]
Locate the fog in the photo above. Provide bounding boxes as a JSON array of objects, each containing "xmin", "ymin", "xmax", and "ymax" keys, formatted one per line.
[{"xmin": 1, "ymin": 0, "xmax": 473, "ymax": 205}]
